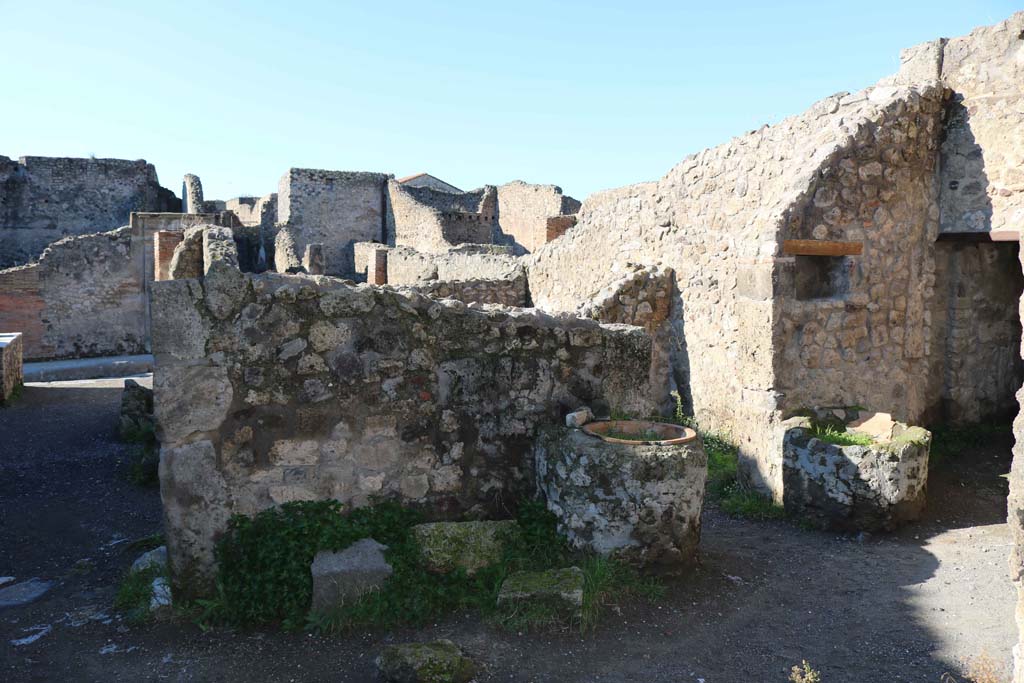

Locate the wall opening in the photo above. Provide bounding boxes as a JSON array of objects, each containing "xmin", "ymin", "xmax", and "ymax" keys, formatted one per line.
[{"xmin": 793, "ymin": 255, "xmax": 850, "ymax": 300}]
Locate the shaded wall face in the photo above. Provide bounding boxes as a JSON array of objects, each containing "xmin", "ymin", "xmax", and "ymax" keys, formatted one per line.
[
  {"xmin": 932, "ymin": 242, "xmax": 1024, "ymax": 423},
  {"xmin": 939, "ymin": 14, "xmax": 1024, "ymax": 236},
  {"xmin": 775, "ymin": 89, "xmax": 946, "ymax": 427},
  {"xmin": 152, "ymin": 269, "xmax": 653, "ymax": 592},
  {"xmin": 0, "ymin": 156, "xmax": 179, "ymax": 268}
]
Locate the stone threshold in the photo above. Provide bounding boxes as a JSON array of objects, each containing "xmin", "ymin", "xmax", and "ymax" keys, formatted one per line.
[{"xmin": 24, "ymin": 354, "xmax": 153, "ymax": 382}]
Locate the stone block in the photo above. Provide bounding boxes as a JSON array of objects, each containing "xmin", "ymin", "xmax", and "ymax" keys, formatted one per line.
[
  {"xmin": 411, "ymin": 520, "xmax": 516, "ymax": 576},
  {"xmin": 0, "ymin": 578, "xmax": 53, "ymax": 608},
  {"xmin": 497, "ymin": 567, "xmax": 584, "ymax": 623},
  {"xmin": 376, "ymin": 639, "xmax": 475, "ymax": 683},
  {"xmin": 130, "ymin": 546, "xmax": 168, "ymax": 574},
  {"xmin": 310, "ymin": 538, "xmax": 393, "ymax": 613},
  {"xmin": 564, "ymin": 407, "xmax": 593, "ymax": 428},
  {"xmin": 203, "ymin": 226, "xmax": 247, "ymax": 320}
]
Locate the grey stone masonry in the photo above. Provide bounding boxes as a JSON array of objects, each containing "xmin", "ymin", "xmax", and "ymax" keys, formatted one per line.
[
  {"xmin": 0, "ymin": 333, "xmax": 23, "ymax": 404},
  {"xmin": 534, "ymin": 426, "xmax": 707, "ymax": 570}
]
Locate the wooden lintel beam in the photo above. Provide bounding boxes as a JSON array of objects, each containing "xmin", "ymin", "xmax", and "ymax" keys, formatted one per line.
[{"xmin": 782, "ymin": 240, "xmax": 863, "ymax": 256}]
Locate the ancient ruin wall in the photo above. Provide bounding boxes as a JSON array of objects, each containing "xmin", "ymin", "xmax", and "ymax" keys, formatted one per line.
[
  {"xmin": 385, "ymin": 180, "xmax": 496, "ymax": 252},
  {"xmin": 775, "ymin": 86, "xmax": 946, "ymax": 430},
  {"xmin": 385, "ymin": 245, "xmax": 522, "ymax": 286},
  {"xmin": 401, "ymin": 273, "xmax": 529, "ymax": 308},
  {"xmin": 1012, "ymin": 243, "xmax": 1024, "ymax": 683},
  {"xmin": 529, "ymin": 85, "xmax": 942, "ymax": 493},
  {"xmin": 495, "ymin": 181, "xmax": 581, "ymax": 253},
  {"xmin": 0, "ymin": 227, "xmax": 146, "ymax": 359},
  {"xmin": 153, "ymin": 252, "xmax": 653, "ymax": 591},
  {"xmin": 937, "ymin": 13, "xmax": 1024, "ymax": 235},
  {"xmin": 275, "ymin": 169, "xmax": 389, "ymax": 276},
  {"xmin": 932, "ymin": 242, "xmax": 1024, "ymax": 423},
  {"xmin": 0, "ymin": 156, "xmax": 179, "ymax": 267}
]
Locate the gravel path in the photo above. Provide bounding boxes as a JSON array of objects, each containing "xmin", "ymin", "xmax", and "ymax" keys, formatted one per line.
[{"xmin": 0, "ymin": 377, "xmax": 1015, "ymax": 682}]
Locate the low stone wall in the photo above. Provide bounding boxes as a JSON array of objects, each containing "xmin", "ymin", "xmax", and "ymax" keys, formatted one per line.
[
  {"xmin": 152, "ymin": 244, "xmax": 654, "ymax": 593},
  {"xmin": 402, "ymin": 273, "xmax": 528, "ymax": 308},
  {"xmin": 535, "ymin": 425, "xmax": 707, "ymax": 569},
  {"xmin": 0, "ymin": 332, "xmax": 22, "ymax": 403},
  {"xmin": 386, "ymin": 244, "xmax": 520, "ymax": 286}
]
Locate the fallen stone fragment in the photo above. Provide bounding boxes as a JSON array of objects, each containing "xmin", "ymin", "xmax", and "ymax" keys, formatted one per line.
[
  {"xmin": 412, "ymin": 520, "xmax": 516, "ymax": 576},
  {"xmin": 565, "ymin": 407, "xmax": 594, "ymax": 428},
  {"xmin": 10, "ymin": 624, "xmax": 51, "ymax": 646},
  {"xmin": 0, "ymin": 578, "xmax": 53, "ymax": 609},
  {"xmin": 150, "ymin": 577, "xmax": 172, "ymax": 611},
  {"xmin": 497, "ymin": 566, "xmax": 585, "ymax": 624},
  {"xmin": 376, "ymin": 639, "xmax": 475, "ymax": 683},
  {"xmin": 310, "ymin": 538, "xmax": 393, "ymax": 613},
  {"xmin": 131, "ymin": 546, "xmax": 168, "ymax": 574}
]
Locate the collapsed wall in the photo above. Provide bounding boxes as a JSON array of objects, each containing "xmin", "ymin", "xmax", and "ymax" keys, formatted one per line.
[
  {"xmin": 0, "ymin": 156, "xmax": 179, "ymax": 268},
  {"xmin": 385, "ymin": 180, "xmax": 496, "ymax": 252},
  {"xmin": 152, "ymin": 232, "xmax": 653, "ymax": 591}
]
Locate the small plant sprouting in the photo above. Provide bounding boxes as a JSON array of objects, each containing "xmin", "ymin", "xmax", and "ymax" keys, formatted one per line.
[
  {"xmin": 808, "ymin": 423, "xmax": 874, "ymax": 447},
  {"xmin": 789, "ymin": 660, "xmax": 822, "ymax": 683}
]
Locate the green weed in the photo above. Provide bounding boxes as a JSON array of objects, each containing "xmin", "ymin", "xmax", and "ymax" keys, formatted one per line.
[{"xmin": 808, "ymin": 423, "xmax": 874, "ymax": 447}]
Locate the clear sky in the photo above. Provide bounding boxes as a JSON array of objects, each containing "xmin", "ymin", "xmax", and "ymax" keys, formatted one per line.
[{"xmin": 0, "ymin": 1, "xmax": 1019, "ymax": 202}]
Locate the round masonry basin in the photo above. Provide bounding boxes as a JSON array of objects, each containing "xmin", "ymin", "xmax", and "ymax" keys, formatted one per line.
[{"xmin": 582, "ymin": 420, "xmax": 698, "ymax": 445}]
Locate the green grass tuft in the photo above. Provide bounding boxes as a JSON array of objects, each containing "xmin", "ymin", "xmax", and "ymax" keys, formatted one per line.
[
  {"xmin": 114, "ymin": 565, "xmax": 165, "ymax": 624},
  {"xmin": 808, "ymin": 423, "xmax": 874, "ymax": 446}
]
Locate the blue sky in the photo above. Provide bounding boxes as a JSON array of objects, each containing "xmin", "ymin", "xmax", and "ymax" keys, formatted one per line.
[{"xmin": 0, "ymin": 1, "xmax": 1019, "ymax": 202}]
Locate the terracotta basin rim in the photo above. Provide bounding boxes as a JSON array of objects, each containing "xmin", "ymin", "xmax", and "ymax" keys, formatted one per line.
[{"xmin": 581, "ymin": 419, "xmax": 698, "ymax": 445}]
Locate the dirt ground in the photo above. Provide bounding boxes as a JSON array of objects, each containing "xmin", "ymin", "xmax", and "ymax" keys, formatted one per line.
[{"xmin": 0, "ymin": 377, "xmax": 1016, "ymax": 682}]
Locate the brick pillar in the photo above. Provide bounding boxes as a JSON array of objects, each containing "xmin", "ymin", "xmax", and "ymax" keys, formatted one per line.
[
  {"xmin": 368, "ymin": 248, "xmax": 388, "ymax": 285},
  {"xmin": 154, "ymin": 231, "xmax": 184, "ymax": 281}
]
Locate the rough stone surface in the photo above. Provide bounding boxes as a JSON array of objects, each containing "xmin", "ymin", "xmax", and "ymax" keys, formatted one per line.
[
  {"xmin": 535, "ymin": 427, "xmax": 707, "ymax": 569},
  {"xmin": 151, "ymin": 264, "xmax": 652, "ymax": 591},
  {"xmin": 0, "ymin": 155, "xmax": 179, "ymax": 268},
  {"xmin": 376, "ymin": 640, "xmax": 475, "ymax": 683},
  {"xmin": 494, "ymin": 180, "xmax": 580, "ymax": 254},
  {"xmin": 564, "ymin": 407, "xmax": 593, "ymax": 428},
  {"xmin": 0, "ymin": 578, "xmax": 53, "ymax": 608},
  {"xmin": 118, "ymin": 378, "xmax": 154, "ymax": 439},
  {"xmin": 781, "ymin": 415, "xmax": 930, "ymax": 531},
  {"xmin": 412, "ymin": 520, "xmax": 516, "ymax": 575},
  {"xmin": 149, "ymin": 577, "xmax": 172, "ymax": 611},
  {"xmin": 310, "ymin": 538, "xmax": 393, "ymax": 613},
  {"xmin": 0, "ymin": 332, "xmax": 23, "ymax": 404},
  {"xmin": 497, "ymin": 567, "xmax": 584, "ymax": 622}
]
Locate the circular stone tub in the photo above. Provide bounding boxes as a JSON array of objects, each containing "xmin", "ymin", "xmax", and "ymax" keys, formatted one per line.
[
  {"xmin": 582, "ymin": 419, "xmax": 698, "ymax": 445},
  {"xmin": 534, "ymin": 423, "xmax": 707, "ymax": 571}
]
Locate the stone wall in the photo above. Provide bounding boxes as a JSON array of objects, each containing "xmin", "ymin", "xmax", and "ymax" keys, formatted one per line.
[
  {"xmin": 402, "ymin": 272, "xmax": 528, "ymax": 307},
  {"xmin": 529, "ymin": 83, "xmax": 949, "ymax": 495},
  {"xmin": 775, "ymin": 87, "xmax": 946, "ymax": 436},
  {"xmin": 495, "ymin": 181, "xmax": 580, "ymax": 253},
  {"xmin": 0, "ymin": 156, "xmax": 179, "ymax": 268},
  {"xmin": 932, "ymin": 241, "xmax": 1024, "ymax": 423},
  {"xmin": 386, "ymin": 244, "xmax": 521, "ymax": 286},
  {"xmin": 385, "ymin": 180, "xmax": 496, "ymax": 253},
  {"xmin": 936, "ymin": 14, "xmax": 1024, "ymax": 235},
  {"xmin": 0, "ymin": 226, "xmax": 146, "ymax": 360},
  {"xmin": 276, "ymin": 169, "xmax": 390, "ymax": 276},
  {"xmin": 153, "ymin": 245, "xmax": 653, "ymax": 591}
]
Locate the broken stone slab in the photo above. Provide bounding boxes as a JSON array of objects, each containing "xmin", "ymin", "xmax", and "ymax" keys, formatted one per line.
[
  {"xmin": 130, "ymin": 546, "xmax": 167, "ymax": 574},
  {"xmin": 411, "ymin": 520, "xmax": 516, "ymax": 576},
  {"xmin": 565, "ymin": 406, "xmax": 594, "ymax": 428},
  {"xmin": 496, "ymin": 566, "xmax": 585, "ymax": 623},
  {"xmin": 376, "ymin": 639, "xmax": 475, "ymax": 683},
  {"xmin": 0, "ymin": 578, "xmax": 54, "ymax": 609},
  {"xmin": 310, "ymin": 538, "xmax": 393, "ymax": 613},
  {"xmin": 149, "ymin": 577, "xmax": 172, "ymax": 611}
]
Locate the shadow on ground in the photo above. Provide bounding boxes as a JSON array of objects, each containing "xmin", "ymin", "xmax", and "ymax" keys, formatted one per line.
[{"xmin": 0, "ymin": 381, "xmax": 1014, "ymax": 682}]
